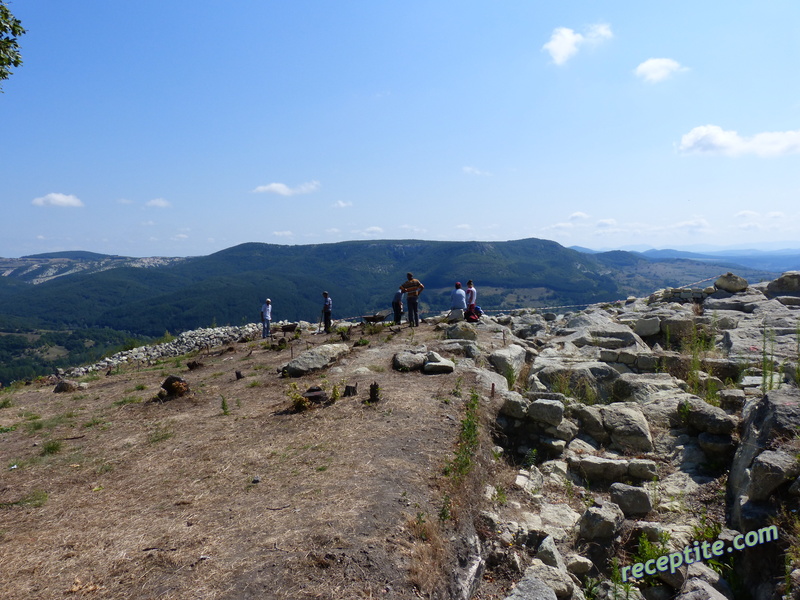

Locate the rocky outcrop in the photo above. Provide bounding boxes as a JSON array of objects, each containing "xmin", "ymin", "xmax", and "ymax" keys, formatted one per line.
[{"xmin": 281, "ymin": 343, "xmax": 350, "ymax": 377}]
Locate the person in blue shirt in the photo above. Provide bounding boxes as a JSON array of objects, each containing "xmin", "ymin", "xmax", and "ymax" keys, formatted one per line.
[
  {"xmin": 450, "ymin": 282, "xmax": 467, "ymax": 310},
  {"xmin": 392, "ymin": 288, "xmax": 404, "ymax": 325}
]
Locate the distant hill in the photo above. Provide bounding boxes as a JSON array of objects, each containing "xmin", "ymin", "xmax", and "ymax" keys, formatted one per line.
[{"xmin": 0, "ymin": 237, "xmax": 780, "ymax": 384}]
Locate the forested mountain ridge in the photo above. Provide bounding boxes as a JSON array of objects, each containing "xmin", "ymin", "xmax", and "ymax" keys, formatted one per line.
[{"xmin": 0, "ymin": 237, "xmax": 778, "ymax": 384}]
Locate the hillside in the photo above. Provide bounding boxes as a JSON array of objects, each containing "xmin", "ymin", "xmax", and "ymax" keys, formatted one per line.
[
  {"xmin": 2, "ymin": 271, "xmax": 800, "ymax": 599},
  {"xmin": 0, "ymin": 238, "xmax": 780, "ymax": 386}
]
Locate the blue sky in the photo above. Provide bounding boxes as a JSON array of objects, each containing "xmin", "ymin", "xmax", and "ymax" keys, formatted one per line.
[{"xmin": 2, "ymin": 1, "xmax": 800, "ymax": 258}]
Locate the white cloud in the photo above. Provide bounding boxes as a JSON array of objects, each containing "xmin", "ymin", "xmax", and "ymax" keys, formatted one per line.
[
  {"xmin": 146, "ymin": 198, "xmax": 171, "ymax": 208},
  {"xmin": 767, "ymin": 211, "xmax": 785, "ymax": 219},
  {"xmin": 400, "ymin": 225, "xmax": 428, "ymax": 234},
  {"xmin": 734, "ymin": 210, "xmax": 759, "ymax": 219},
  {"xmin": 273, "ymin": 231, "xmax": 293, "ymax": 237},
  {"xmin": 172, "ymin": 234, "xmax": 189, "ymax": 240},
  {"xmin": 364, "ymin": 226, "xmax": 383, "ymax": 235},
  {"xmin": 543, "ymin": 23, "xmax": 612, "ymax": 66},
  {"xmin": 332, "ymin": 200, "xmax": 352, "ymax": 208},
  {"xmin": 634, "ymin": 58, "xmax": 687, "ymax": 83},
  {"xmin": 462, "ymin": 166, "xmax": 492, "ymax": 176},
  {"xmin": 117, "ymin": 198, "xmax": 134, "ymax": 205},
  {"xmin": 325, "ymin": 228, "xmax": 341, "ymax": 234},
  {"xmin": 141, "ymin": 220, "xmax": 156, "ymax": 226},
  {"xmin": 32, "ymin": 193, "xmax": 84, "ymax": 207},
  {"xmin": 679, "ymin": 125, "xmax": 800, "ymax": 157},
  {"xmin": 455, "ymin": 224, "xmax": 471, "ymax": 230},
  {"xmin": 569, "ymin": 211, "xmax": 590, "ymax": 221},
  {"xmin": 252, "ymin": 180, "xmax": 321, "ymax": 196},
  {"xmin": 597, "ymin": 218, "xmax": 617, "ymax": 228}
]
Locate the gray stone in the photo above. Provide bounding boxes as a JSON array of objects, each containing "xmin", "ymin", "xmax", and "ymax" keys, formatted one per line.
[
  {"xmin": 748, "ymin": 449, "xmax": 800, "ymax": 501},
  {"xmin": 521, "ymin": 560, "xmax": 574, "ymax": 599},
  {"xmin": 766, "ymin": 271, "xmax": 800, "ymax": 296},
  {"xmin": 489, "ymin": 344, "xmax": 527, "ymax": 382},
  {"xmin": 715, "ymin": 272, "xmax": 749, "ymax": 293},
  {"xmin": 392, "ymin": 351, "xmax": 426, "ymax": 371},
  {"xmin": 628, "ymin": 459, "xmax": 658, "ymax": 480},
  {"xmin": 502, "ymin": 572, "xmax": 558, "ymax": 600},
  {"xmin": 593, "ymin": 581, "xmax": 645, "ymax": 600},
  {"xmin": 601, "ymin": 402, "xmax": 654, "ymax": 453},
  {"xmin": 573, "ymin": 455, "xmax": 629, "ymax": 482},
  {"xmin": 572, "ymin": 404, "xmax": 608, "ymax": 443},
  {"xmin": 565, "ymin": 554, "xmax": 593, "ymax": 576},
  {"xmin": 444, "ymin": 322, "xmax": 478, "ymax": 340},
  {"xmin": 697, "ymin": 432, "xmax": 735, "ymax": 461},
  {"xmin": 579, "ymin": 501, "xmax": 625, "ymax": 540},
  {"xmin": 634, "ymin": 317, "xmax": 662, "ymax": 337},
  {"xmin": 515, "ymin": 467, "xmax": 544, "ymax": 497},
  {"xmin": 527, "ymin": 398, "xmax": 565, "ymax": 427},
  {"xmin": 685, "ymin": 397, "xmax": 736, "ymax": 435},
  {"xmin": 283, "ymin": 343, "xmax": 350, "ymax": 377},
  {"xmin": 53, "ymin": 379, "xmax": 79, "ymax": 393},
  {"xmin": 422, "ymin": 351, "xmax": 455, "ymax": 374},
  {"xmin": 499, "ymin": 391, "xmax": 530, "ymax": 419},
  {"xmin": 536, "ymin": 535, "xmax": 567, "ymax": 572},
  {"xmin": 610, "ymin": 482, "xmax": 653, "ymax": 517}
]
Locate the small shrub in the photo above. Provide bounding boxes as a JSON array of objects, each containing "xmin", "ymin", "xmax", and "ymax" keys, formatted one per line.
[
  {"xmin": 354, "ymin": 338, "xmax": 370, "ymax": 347},
  {"xmin": 221, "ymin": 395, "xmax": 230, "ymax": 416}
]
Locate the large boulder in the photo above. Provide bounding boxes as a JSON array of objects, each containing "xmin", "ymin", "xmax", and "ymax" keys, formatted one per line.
[
  {"xmin": 601, "ymin": 402, "xmax": 654, "ymax": 453},
  {"xmin": 282, "ymin": 343, "xmax": 350, "ymax": 377},
  {"xmin": 579, "ymin": 501, "xmax": 625, "ymax": 540},
  {"xmin": 766, "ymin": 271, "xmax": 800, "ymax": 296},
  {"xmin": 715, "ymin": 272, "xmax": 749, "ymax": 293},
  {"xmin": 489, "ymin": 344, "xmax": 527, "ymax": 383},
  {"xmin": 502, "ymin": 572, "xmax": 558, "ymax": 600},
  {"xmin": 422, "ymin": 351, "xmax": 455, "ymax": 374},
  {"xmin": 610, "ymin": 482, "xmax": 653, "ymax": 516}
]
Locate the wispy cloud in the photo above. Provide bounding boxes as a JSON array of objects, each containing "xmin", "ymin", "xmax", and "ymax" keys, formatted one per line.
[
  {"xmin": 32, "ymin": 193, "xmax": 84, "ymax": 208},
  {"xmin": 252, "ymin": 180, "xmax": 321, "ymax": 196},
  {"xmin": 273, "ymin": 231, "xmax": 293, "ymax": 237},
  {"xmin": 146, "ymin": 198, "xmax": 171, "ymax": 208},
  {"xmin": 332, "ymin": 200, "xmax": 352, "ymax": 208},
  {"xmin": 455, "ymin": 224, "xmax": 471, "ymax": 230},
  {"xmin": 117, "ymin": 198, "xmax": 134, "ymax": 205},
  {"xmin": 462, "ymin": 166, "xmax": 492, "ymax": 176},
  {"xmin": 543, "ymin": 23, "xmax": 613, "ymax": 66},
  {"xmin": 634, "ymin": 58, "xmax": 688, "ymax": 83},
  {"xmin": 596, "ymin": 218, "xmax": 617, "ymax": 228},
  {"xmin": 400, "ymin": 225, "xmax": 428, "ymax": 235},
  {"xmin": 569, "ymin": 211, "xmax": 590, "ymax": 221},
  {"xmin": 353, "ymin": 226, "xmax": 384, "ymax": 237},
  {"xmin": 679, "ymin": 125, "xmax": 800, "ymax": 157}
]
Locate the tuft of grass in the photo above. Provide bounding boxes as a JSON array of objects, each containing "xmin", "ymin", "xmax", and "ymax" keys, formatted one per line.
[
  {"xmin": 0, "ymin": 397, "xmax": 13, "ymax": 409},
  {"xmin": 221, "ymin": 395, "xmax": 230, "ymax": 416},
  {"xmin": 354, "ymin": 338, "xmax": 370, "ymax": 347},
  {"xmin": 443, "ymin": 388, "xmax": 481, "ymax": 481},
  {"xmin": 113, "ymin": 396, "xmax": 141, "ymax": 407},
  {"xmin": 0, "ymin": 489, "xmax": 49, "ymax": 509},
  {"xmin": 40, "ymin": 439, "xmax": 62, "ymax": 455},
  {"xmin": 147, "ymin": 422, "xmax": 174, "ymax": 444}
]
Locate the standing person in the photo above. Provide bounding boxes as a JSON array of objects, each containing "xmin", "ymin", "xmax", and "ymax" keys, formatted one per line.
[
  {"xmin": 321, "ymin": 291, "xmax": 333, "ymax": 334},
  {"xmin": 466, "ymin": 280, "xmax": 477, "ymax": 309},
  {"xmin": 260, "ymin": 298, "xmax": 272, "ymax": 339},
  {"xmin": 400, "ymin": 272, "xmax": 424, "ymax": 327},
  {"xmin": 392, "ymin": 288, "xmax": 404, "ymax": 325}
]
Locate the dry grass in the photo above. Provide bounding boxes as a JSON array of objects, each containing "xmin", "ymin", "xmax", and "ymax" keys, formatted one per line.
[{"xmin": 0, "ymin": 324, "xmax": 500, "ymax": 599}]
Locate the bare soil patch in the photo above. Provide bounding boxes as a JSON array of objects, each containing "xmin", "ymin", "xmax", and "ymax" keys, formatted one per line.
[{"xmin": 0, "ymin": 322, "xmax": 495, "ymax": 599}]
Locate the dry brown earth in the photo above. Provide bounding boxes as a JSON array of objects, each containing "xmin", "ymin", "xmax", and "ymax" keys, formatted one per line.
[{"xmin": 0, "ymin": 321, "xmax": 511, "ymax": 599}]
